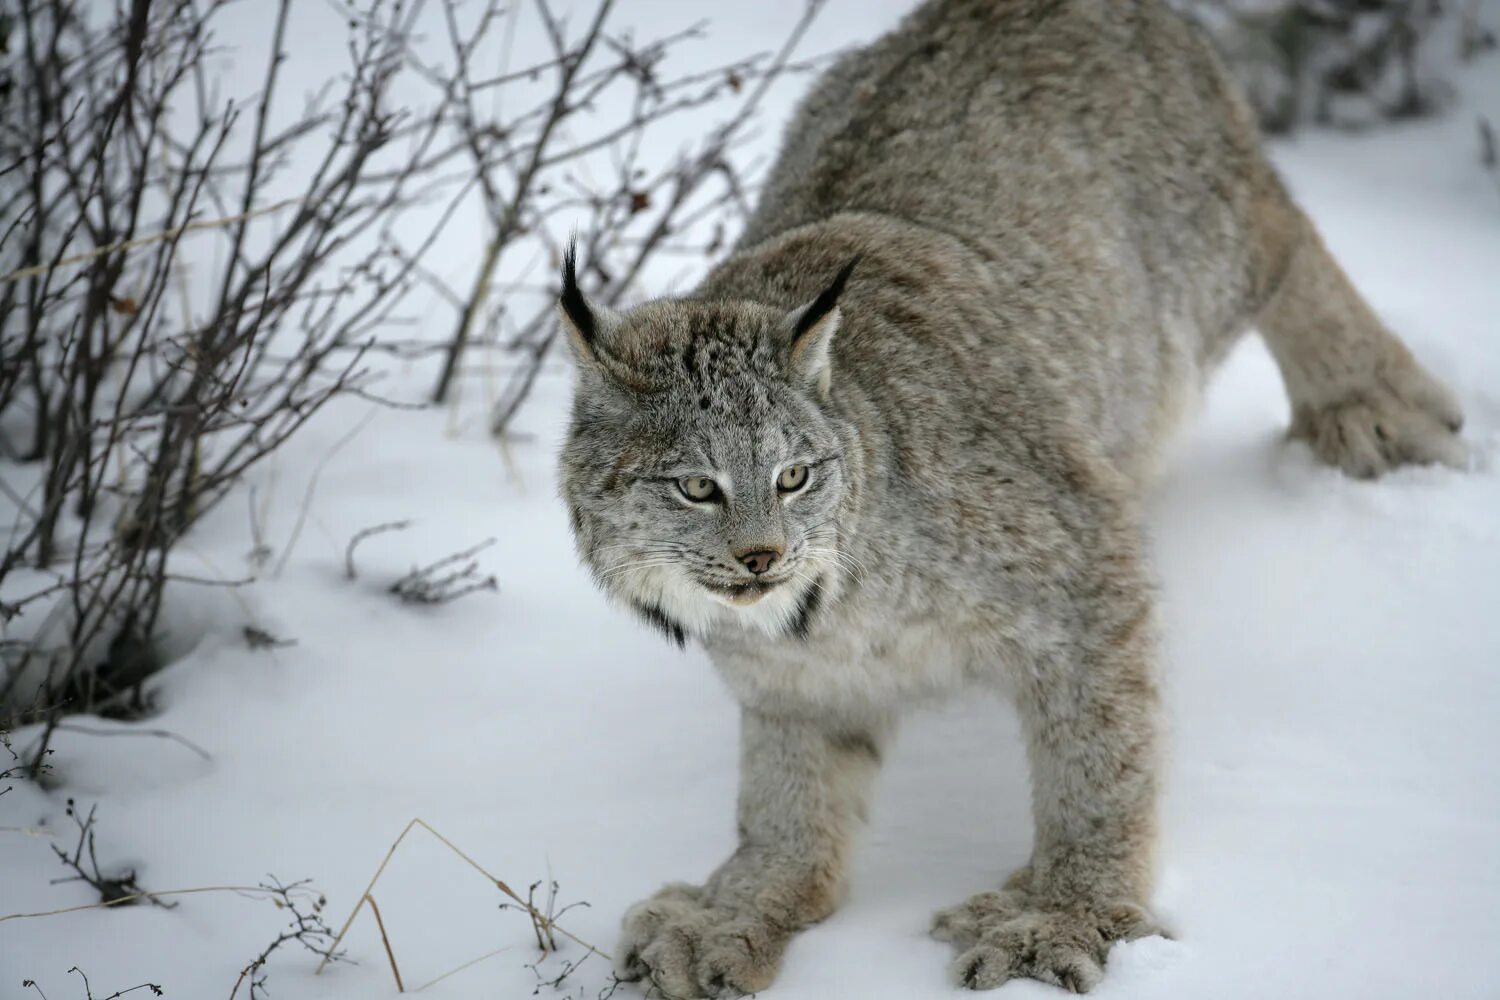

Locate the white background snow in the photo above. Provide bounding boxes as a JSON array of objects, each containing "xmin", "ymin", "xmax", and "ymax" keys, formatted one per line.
[{"xmin": 4, "ymin": 2, "xmax": 1499, "ymax": 998}]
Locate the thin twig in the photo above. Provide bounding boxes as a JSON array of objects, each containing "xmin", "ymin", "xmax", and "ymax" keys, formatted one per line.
[
  {"xmin": 227, "ymin": 876, "xmax": 343, "ymax": 1000},
  {"xmin": 0, "ymin": 198, "xmax": 303, "ymax": 286},
  {"xmin": 388, "ymin": 538, "xmax": 498, "ymax": 605},
  {"xmin": 410, "ymin": 944, "xmax": 515, "ymax": 992},
  {"xmin": 365, "ymin": 893, "xmax": 406, "ymax": 992},
  {"xmin": 317, "ymin": 817, "xmax": 611, "ymax": 977},
  {"xmin": 0, "ymin": 883, "xmax": 324, "ymax": 923},
  {"xmin": 272, "ymin": 406, "xmax": 381, "ymax": 579},
  {"xmin": 344, "ymin": 520, "xmax": 413, "ymax": 580},
  {"xmin": 48, "ymin": 801, "xmax": 176, "ymax": 909},
  {"xmin": 52, "ymin": 722, "xmax": 211, "ymax": 760}
]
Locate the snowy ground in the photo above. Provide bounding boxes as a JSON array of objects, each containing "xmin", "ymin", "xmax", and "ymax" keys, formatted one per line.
[{"xmin": 4, "ymin": 3, "xmax": 1500, "ymax": 999}]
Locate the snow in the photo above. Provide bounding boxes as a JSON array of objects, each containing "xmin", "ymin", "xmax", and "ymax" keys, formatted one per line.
[{"xmin": 4, "ymin": 3, "xmax": 1499, "ymax": 999}]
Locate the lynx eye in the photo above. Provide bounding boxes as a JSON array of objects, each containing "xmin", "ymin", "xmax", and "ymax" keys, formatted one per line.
[
  {"xmin": 777, "ymin": 465, "xmax": 809, "ymax": 493},
  {"xmin": 678, "ymin": 475, "xmax": 721, "ymax": 502}
]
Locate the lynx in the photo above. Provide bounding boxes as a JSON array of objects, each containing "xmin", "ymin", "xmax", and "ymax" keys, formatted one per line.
[{"xmin": 557, "ymin": 0, "xmax": 1465, "ymax": 994}]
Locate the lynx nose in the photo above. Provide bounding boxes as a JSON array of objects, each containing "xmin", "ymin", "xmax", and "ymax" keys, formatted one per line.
[{"xmin": 736, "ymin": 548, "xmax": 781, "ymax": 576}]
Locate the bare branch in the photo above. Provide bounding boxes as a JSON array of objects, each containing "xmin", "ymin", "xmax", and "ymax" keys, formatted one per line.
[
  {"xmin": 344, "ymin": 520, "xmax": 413, "ymax": 581},
  {"xmin": 388, "ymin": 538, "xmax": 499, "ymax": 605}
]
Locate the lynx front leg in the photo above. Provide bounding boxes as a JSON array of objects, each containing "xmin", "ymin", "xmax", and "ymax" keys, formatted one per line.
[
  {"xmin": 617, "ymin": 708, "xmax": 885, "ymax": 999},
  {"xmin": 934, "ymin": 584, "xmax": 1165, "ymax": 993}
]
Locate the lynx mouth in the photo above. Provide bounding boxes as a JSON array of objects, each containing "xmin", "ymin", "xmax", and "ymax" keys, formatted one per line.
[{"xmin": 697, "ymin": 576, "xmax": 787, "ymax": 606}]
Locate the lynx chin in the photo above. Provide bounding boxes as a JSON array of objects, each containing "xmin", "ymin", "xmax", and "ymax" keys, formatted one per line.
[{"xmin": 557, "ymin": 0, "xmax": 1466, "ymax": 994}]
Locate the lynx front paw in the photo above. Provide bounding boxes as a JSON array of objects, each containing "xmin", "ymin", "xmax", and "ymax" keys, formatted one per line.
[
  {"xmin": 615, "ymin": 883, "xmax": 787, "ymax": 999},
  {"xmin": 1290, "ymin": 362, "xmax": 1466, "ymax": 478},
  {"xmin": 931, "ymin": 890, "xmax": 1162, "ymax": 993}
]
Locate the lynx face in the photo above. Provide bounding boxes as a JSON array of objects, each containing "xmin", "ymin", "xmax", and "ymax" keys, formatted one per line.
[{"xmin": 558, "ymin": 250, "xmax": 858, "ymax": 643}]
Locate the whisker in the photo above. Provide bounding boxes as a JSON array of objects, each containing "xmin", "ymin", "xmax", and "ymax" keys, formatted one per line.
[
  {"xmin": 596, "ymin": 559, "xmax": 682, "ymax": 582},
  {"xmin": 809, "ymin": 545, "xmax": 869, "ymax": 572},
  {"xmin": 803, "ymin": 532, "xmax": 870, "ymax": 572},
  {"xmin": 803, "ymin": 545, "xmax": 869, "ymax": 584}
]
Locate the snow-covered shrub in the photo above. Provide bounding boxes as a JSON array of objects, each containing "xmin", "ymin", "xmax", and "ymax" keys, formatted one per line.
[
  {"xmin": 0, "ymin": 0, "xmax": 464, "ymax": 748},
  {"xmin": 1174, "ymin": 0, "xmax": 1496, "ymax": 133},
  {"xmin": 0, "ymin": 0, "xmax": 823, "ymax": 769}
]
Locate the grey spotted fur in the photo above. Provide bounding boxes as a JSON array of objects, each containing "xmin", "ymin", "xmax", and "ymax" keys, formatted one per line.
[{"xmin": 557, "ymin": 0, "xmax": 1465, "ymax": 995}]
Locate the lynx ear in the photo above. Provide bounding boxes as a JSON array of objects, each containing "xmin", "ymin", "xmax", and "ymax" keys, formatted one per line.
[
  {"xmin": 783, "ymin": 256, "xmax": 858, "ymax": 398},
  {"xmin": 558, "ymin": 240, "xmax": 623, "ymax": 370}
]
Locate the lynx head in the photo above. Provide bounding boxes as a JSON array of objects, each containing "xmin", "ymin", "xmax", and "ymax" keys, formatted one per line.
[{"xmin": 558, "ymin": 245, "xmax": 859, "ymax": 646}]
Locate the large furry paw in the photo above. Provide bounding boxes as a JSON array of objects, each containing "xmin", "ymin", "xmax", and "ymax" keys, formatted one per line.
[
  {"xmin": 615, "ymin": 883, "xmax": 787, "ymax": 999},
  {"xmin": 931, "ymin": 890, "xmax": 1163, "ymax": 993},
  {"xmin": 1289, "ymin": 361, "xmax": 1466, "ymax": 478}
]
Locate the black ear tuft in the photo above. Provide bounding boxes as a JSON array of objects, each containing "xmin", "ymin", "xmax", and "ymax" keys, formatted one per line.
[
  {"xmin": 793, "ymin": 255, "xmax": 860, "ymax": 340},
  {"xmin": 560, "ymin": 239, "xmax": 595, "ymax": 345}
]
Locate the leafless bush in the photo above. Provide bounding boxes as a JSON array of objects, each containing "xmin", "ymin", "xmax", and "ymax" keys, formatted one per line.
[
  {"xmin": 505, "ymin": 878, "xmax": 593, "ymax": 955},
  {"xmin": 0, "ymin": 0, "xmax": 469, "ymax": 759},
  {"xmin": 229, "ymin": 877, "xmax": 346, "ymax": 1000},
  {"xmin": 22, "ymin": 968, "xmax": 163, "ymax": 1000},
  {"xmin": 388, "ymin": 537, "xmax": 498, "ymax": 605},
  {"xmin": 242, "ymin": 625, "xmax": 294, "ymax": 651},
  {"xmin": 1176, "ymin": 0, "xmax": 1495, "ymax": 134},
  {"xmin": 381, "ymin": 0, "xmax": 831, "ymax": 431},
  {"xmin": 1480, "ymin": 115, "xmax": 1499, "ymax": 200},
  {"xmin": 2, "ymin": 723, "xmax": 44, "ymax": 795},
  {"xmin": 1459, "ymin": 0, "xmax": 1498, "ymax": 61},
  {"xmin": 49, "ymin": 799, "xmax": 173, "ymax": 909},
  {"xmin": 1, "ymin": 0, "xmax": 824, "ymax": 767}
]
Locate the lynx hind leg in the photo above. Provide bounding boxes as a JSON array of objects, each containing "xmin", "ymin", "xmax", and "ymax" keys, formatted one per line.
[{"xmin": 1256, "ymin": 216, "xmax": 1465, "ymax": 478}]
